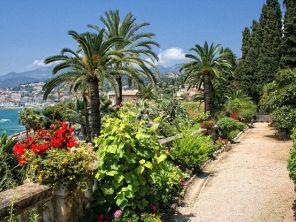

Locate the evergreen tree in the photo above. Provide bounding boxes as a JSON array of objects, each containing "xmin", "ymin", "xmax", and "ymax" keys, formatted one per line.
[
  {"xmin": 234, "ymin": 27, "xmax": 251, "ymax": 86},
  {"xmin": 257, "ymin": 0, "xmax": 282, "ymax": 93},
  {"xmin": 281, "ymin": 0, "xmax": 296, "ymax": 68},
  {"xmin": 239, "ymin": 21, "xmax": 263, "ymax": 103},
  {"xmin": 241, "ymin": 28, "xmax": 251, "ymax": 60},
  {"xmin": 236, "ymin": 0, "xmax": 282, "ymax": 103}
]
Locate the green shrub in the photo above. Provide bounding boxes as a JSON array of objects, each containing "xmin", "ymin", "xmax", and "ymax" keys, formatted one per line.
[
  {"xmin": 224, "ymin": 98, "xmax": 256, "ymax": 122},
  {"xmin": 93, "ymin": 110, "xmax": 167, "ymax": 213},
  {"xmin": 151, "ymin": 161, "xmax": 183, "ymax": 205},
  {"xmin": 260, "ymin": 69, "xmax": 296, "ymax": 134},
  {"xmin": 171, "ymin": 130, "xmax": 213, "ymax": 169},
  {"xmin": 288, "ymin": 129, "xmax": 296, "ymax": 184},
  {"xmin": 228, "ymin": 130, "xmax": 241, "ymax": 141},
  {"xmin": 271, "ymin": 107, "xmax": 296, "ymax": 133},
  {"xmin": 217, "ymin": 117, "xmax": 246, "ymax": 140},
  {"xmin": 114, "ymin": 211, "xmax": 161, "ymax": 222}
]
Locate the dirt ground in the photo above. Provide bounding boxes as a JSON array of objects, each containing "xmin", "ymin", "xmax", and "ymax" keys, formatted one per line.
[{"xmin": 175, "ymin": 123, "xmax": 296, "ymax": 222}]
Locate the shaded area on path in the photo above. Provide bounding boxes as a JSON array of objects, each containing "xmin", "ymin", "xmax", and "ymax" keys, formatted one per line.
[{"xmin": 175, "ymin": 123, "xmax": 296, "ymax": 222}]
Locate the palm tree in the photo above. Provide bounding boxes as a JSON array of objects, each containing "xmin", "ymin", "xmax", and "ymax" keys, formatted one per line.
[
  {"xmin": 90, "ymin": 10, "xmax": 159, "ymax": 105},
  {"xmin": 181, "ymin": 42, "xmax": 232, "ymax": 117},
  {"xmin": 44, "ymin": 30, "xmax": 123, "ymax": 138}
]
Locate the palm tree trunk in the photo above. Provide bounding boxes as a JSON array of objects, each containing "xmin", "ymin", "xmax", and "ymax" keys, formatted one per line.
[
  {"xmin": 204, "ymin": 74, "xmax": 214, "ymax": 117},
  {"xmin": 82, "ymin": 95, "xmax": 91, "ymax": 142},
  {"xmin": 87, "ymin": 78, "xmax": 101, "ymax": 138},
  {"xmin": 80, "ymin": 124, "xmax": 88, "ymax": 141},
  {"xmin": 115, "ymin": 76, "xmax": 123, "ymax": 106}
]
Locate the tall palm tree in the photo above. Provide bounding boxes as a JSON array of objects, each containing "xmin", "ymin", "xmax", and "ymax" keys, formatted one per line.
[
  {"xmin": 89, "ymin": 10, "xmax": 159, "ymax": 105},
  {"xmin": 44, "ymin": 30, "xmax": 123, "ymax": 138},
  {"xmin": 181, "ymin": 42, "xmax": 232, "ymax": 117}
]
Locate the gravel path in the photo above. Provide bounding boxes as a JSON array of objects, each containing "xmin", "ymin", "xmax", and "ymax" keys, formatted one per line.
[{"xmin": 178, "ymin": 123, "xmax": 296, "ymax": 222}]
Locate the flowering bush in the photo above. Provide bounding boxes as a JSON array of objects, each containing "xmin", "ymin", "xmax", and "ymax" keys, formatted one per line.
[
  {"xmin": 13, "ymin": 122, "xmax": 76, "ymax": 164},
  {"xmin": 12, "ymin": 122, "xmax": 95, "ymax": 191},
  {"xmin": 27, "ymin": 141, "xmax": 96, "ymax": 191}
]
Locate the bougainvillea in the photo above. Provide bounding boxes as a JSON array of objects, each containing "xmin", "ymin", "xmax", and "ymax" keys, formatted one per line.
[{"xmin": 13, "ymin": 121, "xmax": 76, "ymax": 165}]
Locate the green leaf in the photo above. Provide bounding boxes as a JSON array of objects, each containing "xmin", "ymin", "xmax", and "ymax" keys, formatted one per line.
[
  {"xmin": 106, "ymin": 170, "xmax": 118, "ymax": 176},
  {"xmin": 139, "ymin": 159, "xmax": 146, "ymax": 164},
  {"xmin": 144, "ymin": 161, "xmax": 153, "ymax": 169},
  {"xmin": 155, "ymin": 153, "xmax": 167, "ymax": 163},
  {"xmin": 102, "ymin": 187, "xmax": 114, "ymax": 195},
  {"xmin": 107, "ymin": 145, "xmax": 117, "ymax": 154},
  {"xmin": 135, "ymin": 166, "xmax": 145, "ymax": 174}
]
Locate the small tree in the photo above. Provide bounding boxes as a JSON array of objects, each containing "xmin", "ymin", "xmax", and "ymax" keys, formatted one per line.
[{"xmin": 181, "ymin": 42, "xmax": 232, "ymax": 118}]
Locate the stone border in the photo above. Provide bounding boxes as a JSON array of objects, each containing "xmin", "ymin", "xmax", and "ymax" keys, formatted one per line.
[{"xmin": 0, "ymin": 182, "xmax": 52, "ymax": 218}]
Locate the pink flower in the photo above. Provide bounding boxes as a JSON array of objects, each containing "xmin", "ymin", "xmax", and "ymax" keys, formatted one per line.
[{"xmin": 114, "ymin": 210, "xmax": 122, "ymax": 219}]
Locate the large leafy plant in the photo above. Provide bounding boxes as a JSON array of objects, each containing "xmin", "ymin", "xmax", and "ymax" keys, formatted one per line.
[
  {"xmin": 150, "ymin": 161, "xmax": 184, "ymax": 206},
  {"xmin": 93, "ymin": 109, "xmax": 167, "ymax": 213}
]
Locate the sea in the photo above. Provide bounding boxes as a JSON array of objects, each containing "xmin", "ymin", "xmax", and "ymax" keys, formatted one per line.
[{"xmin": 0, "ymin": 109, "xmax": 25, "ymax": 136}]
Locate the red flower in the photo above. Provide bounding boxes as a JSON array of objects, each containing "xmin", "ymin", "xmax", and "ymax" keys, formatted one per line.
[
  {"xmin": 31, "ymin": 144, "xmax": 39, "ymax": 154},
  {"xmin": 13, "ymin": 142, "xmax": 26, "ymax": 155},
  {"xmin": 36, "ymin": 129, "xmax": 48, "ymax": 138},
  {"xmin": 56, "ymin": 127, "xmax": 66, "ymax": 138},
  {"xmin": 17, "ymin": 156, "xmax": 27, "ymax": 165},
  {"xmin": 27, "ymin": 136, "xmax": 35, "ymax": 144},
  {"xmin": 32, "ymin": 143, "xmax": 50, "ymax": 154},
  {"xmin": 66, "ymin": 138, "xmax": 76, "ymax": 148},
  {"xmin": 98, "ymin": 214, "xmax": 110, "ymax": 222},
  {"xmin": 230, "ymin": 112, "xmax": 239, "ymax": 119},
  {"xmin": 50, "ymin": 138, "xmax": 63, "ymax": 148},
  {"xmin": 62, "ymin": 122, "xmax": 69, "ymax": 128},
  {"xmin": 38, "ymin": 143, "xmax": 50, "ymax": 153},
  {"xmin": 68, "ymin": 127, "xmax": 74, "ymax": 133}
]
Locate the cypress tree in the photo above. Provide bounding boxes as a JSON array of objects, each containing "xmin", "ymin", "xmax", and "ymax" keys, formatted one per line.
[
  {"xmin": 281, "ymin": 0, "xmax": 296, "ymax": 68},
  {"xmin": 257, "ymin": 0, "xmax": 282, "ymax": 93},
  {"xmin": 239, "ymin": 21, "xmax": 263, "ymax": 102},
  {"xmin": 234, "ymin": 28, "xmax": 251, "ymax": 87},
  {"xmin": 241, "ymin": 28, "xmax": 251, "ymax": 60}
]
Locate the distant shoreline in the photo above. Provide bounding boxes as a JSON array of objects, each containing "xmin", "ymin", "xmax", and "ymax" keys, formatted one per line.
[{"xmin": 0, "ymin": 107, "xmax": 23, "ymax": 110}]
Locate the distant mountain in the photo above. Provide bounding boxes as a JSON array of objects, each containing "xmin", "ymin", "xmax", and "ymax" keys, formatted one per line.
[
  {"xmin": 0, "ymin": 63, "xmax": 184, "ymax": 89},
  {"xmin": 0, "ymin": 67, "xmax": 53, "ymax": 89},
  {"xmin": 157, "ymin": 64, "xmax": 182, "ymax": 76}
]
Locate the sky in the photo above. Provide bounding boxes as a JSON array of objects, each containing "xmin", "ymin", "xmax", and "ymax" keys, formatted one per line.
[{"xmin": 0, "ymin": 0, "xmax": 272, "ymax": 75}]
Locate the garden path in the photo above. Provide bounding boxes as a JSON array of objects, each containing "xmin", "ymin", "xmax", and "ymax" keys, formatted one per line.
[{"xmin": 175, "ymin": 123, "xmax": 296, "ymax": 222}]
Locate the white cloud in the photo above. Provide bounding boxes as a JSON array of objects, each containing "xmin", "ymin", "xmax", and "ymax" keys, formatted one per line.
[
  {"xmin": 157, "ymin": 47, "xmax": 187, "ymax": 67},
  {"xmin": 28, "ymin": 59, "xmax": 60, "ymax": 69},
  {"xmin": 30, "ymin": 59, "xmax": 49, "ymax": 68}
]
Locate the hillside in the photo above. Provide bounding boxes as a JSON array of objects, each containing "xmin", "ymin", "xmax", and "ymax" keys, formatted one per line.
[
  {"xmin": 0, "ymin": 64, "xmax": 182, "ymax": 89},
  {"xmin": 0, "ymin": 67, "xmax": 53, "ymax": 89}
]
